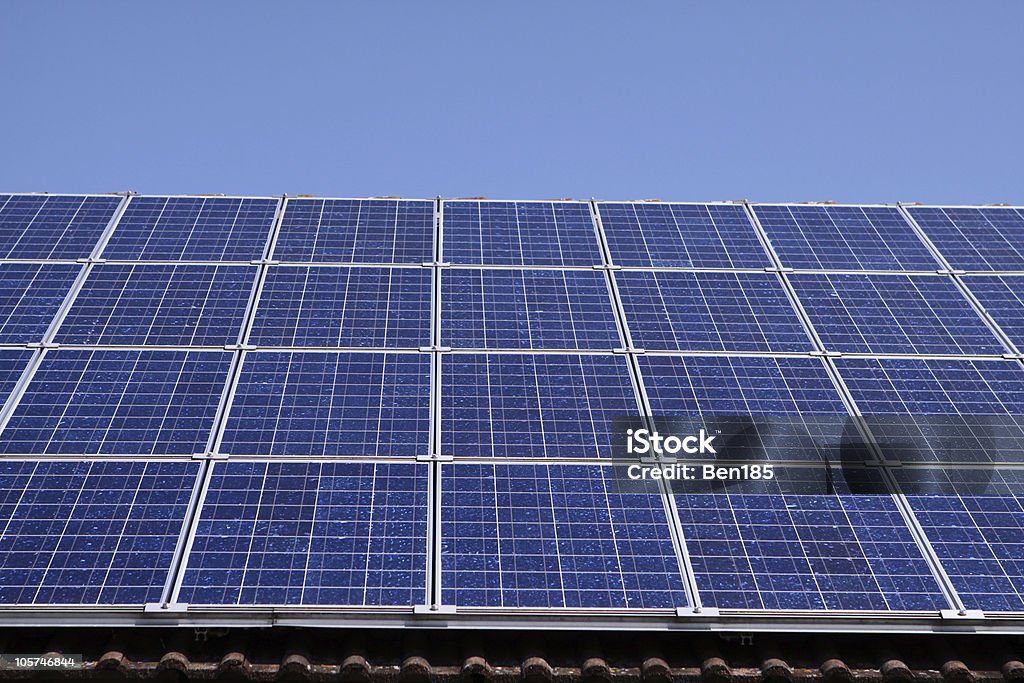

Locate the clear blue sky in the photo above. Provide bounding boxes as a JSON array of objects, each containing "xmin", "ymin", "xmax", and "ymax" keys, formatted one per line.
[{"xmin": 2, "ymin": 2, "xmax": 1021, "ymax": 203}]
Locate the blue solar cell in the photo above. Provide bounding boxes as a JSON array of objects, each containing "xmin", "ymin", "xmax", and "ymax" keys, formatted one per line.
[
  {"xmin": 221, "ymin": 352, "xmax": 431, "ymax": 457},
  {"xmin": 901, "ymin": 469, "xmax": 1024, "ymax": 612},
  {"xmin": 442, "ymin": 269, "xmax": 621, "ymax": 350},
  {"xmin": 790, "ymin": 273, "xmax": 1005, "ymax": 355},
  {"xmin": 675, "ymin": 468, "xmax": 950, "ymax": 611},
  {"xmin": 54, "ymin": 264, "xmax": 256, "ymax": 346},
  {"xmin": 753, "ymin": 205, "xmax": 940, "ymax": 270},
  {"xmin": 178, "ymin": 461, "xmax": 428, "ymax": 606},
  {"xmin": 617, "ymin": 271, "xmax": 812, "ymax": 352},
  {"xmin": 0, "ymin": 263, "xmax": 80, "ymax": 343},
  {"xmin": 249, "ymin": 266, "xmax": 431, "ymax": 348},
  {"xmin": 101, "ymin": 196, "xmax": 278, "ymax": 261},
  {"xmin": 0, "ymin": 460, "xmax": 199, "ymax": 605},
  {"xmin": 273, "ymin": 199, "xmax": 435, "ymax": 264},
  {"xmin": 640, "ymin": 355, "xmax": 848, "ymax": 415},
  {"xmin": 908, "ymin": 207, "xmax": 1024, "ymax": 271},
  {"xmin": 442, "ymin": 354, "xmax": 637, "ymax": 458},
  {"xmin": 835, "ymin": 358, "xmax": 1024, "ymax": 415},
  {"xmin": 961, "ymin": 276, "xmax": 1024, "ymax": 350},
  {"xmin": 441, "ymin": 463, "xmax": 688, "ymax": 608},
  {"xmin": 442, "ymin": 201, "xmax": 603, "ymax": 266},
  {"xmin": 0, "ymin": 194, "xmax": 121, "ymax": 260},
  {"xmin": 638, "ymin": 356, "xmax": 852, "ymax": 462},
  {"xmin": 0, "ymin": 350, "xmax": 232, "ymax": 456},
  {"xmin": 0, "ymin": 350, "xmax": 34, "ymax": 416},
  {"xmin": 834, "ymin": 358, "xmax": 1024, "ymax": 464},
  {"xmin": 599, "ymin": 203, "xmax": 771, "ymax": 268}
]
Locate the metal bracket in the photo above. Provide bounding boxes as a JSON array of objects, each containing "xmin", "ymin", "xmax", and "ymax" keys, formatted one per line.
[
  {"xmin": 809, "ymin": 350, "xmax": 842, "ymax": 357},
  {"xmin": 865, "ymin": 458, "xmax": 900, "ymax": 468},
  {"xmin": 676, "ymin": 606, "xmax": 720, "ymax": 618},
  {"xmin": 24, "ymin": 342, "xmax": 57, "ymax": 349},
  {"xmin": 413, "ymin": 604, "xmax": 456, "ymax": 616},
  {"xmin": 592, "ymin": 264, "xmax": 622, "ymax": 271},
  {"xmin": 191, "ymin": 452, "xmax": 229, "ymax": 461},
  {"xmin": 224, "ymin": 344, "xmax": 257, "ymax": 351},
  {"xmin": 417, "ymin": 454, "xmax": 454, "ymax": 462},
  {"xmin": 764, "ymin": 266, "xmax": 794, "ymax": 273},
  {"xmin": 938, "ymin": 269, "xmax": 967, "ymax": 275},
  {"xmin": 613, "ymin": 347, "xmax": 645, "ymax": 354},
  {"xmin": 144, "ymin": 602, "xmax": 189, "ymax": 614},
  {"xmin": 250, "ymin": 259, "xmax": 280, "ymax": 265},
  {"xmin": 76, "ymin": 257, "xmax": 106, "ymax": 264},
  {"xmin": 940, "ymin": 609, "xmax": 985, "ymax": 620},
  {"xmin": 419, "ymin": 346, "xmax": 452, "ymax": 353}
]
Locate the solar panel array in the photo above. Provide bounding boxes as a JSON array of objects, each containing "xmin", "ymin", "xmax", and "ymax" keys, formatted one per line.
[{"xmin": 0, "ymin": 193, "xmax": 1021, "ymax": 626}]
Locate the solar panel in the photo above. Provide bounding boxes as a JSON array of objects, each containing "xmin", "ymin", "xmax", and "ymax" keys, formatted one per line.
[
  {"xmin": 441, "ymin": 463, "xmax": 688, "ymax": 608},
  {"xmin": 599, "ymin": 203, "xmax": 771, "ymax": 268},
  {"xmin": 0, "ymin": 350, "xmax": 35, "ymax": 416},
  {"xmin": 674, "ymin": 467, "xmax": 950, "ymax": 611},
  {"xmin": 178, "ymin": 461, "xmax": 428, "ymax": 606},
  {"xmin": 101, "ymin": 196, "xmax": 278, "ymax": 261},
  {"xmin": 0, "ymin": 263, "xmax": 80, "ymax": 343},
  {"xmin": 248, "ymin": 266, "xmax": 432, "ymax": 348},
  {"xmin": 442, "ymin": 354, "xmax": 637, "ymax": 458},
  {"xmin": 638, "ymin": 356, "xmax": 853, "ymax": 462},
  {"xmin": 442, "ymin": 201, "xmax": 603, "ymax": 266},
  {"xmin": 442, "ymin": 269, "xmax": 621, "ymax": 350},
  {"xmin": 639, "ymin": 355, "xmax": 848, "ymax": 416},
  {"xmin": 789, "ymin": 273, "xmax": 1005, "ymax": 355},
  {"xmin": 3, "ymin": 194, "xmax": 1024, "ymax": 626},
  {"xmin": 616, "ymin": 271, "xmax": 813, "ymax": 352},
  {"xmin": 54, "ymin": 264, "xmax": 256, "ymax": 346},
  {"xmin": 961, "ymin": 275, "xmax": 1024, "ymax": 350},
  {"xmin": 0, "ymin": 350, "xmax": 233, "ymax": 456},
  {"xmin": 835, "ymin": 358, "xmax": 1024, "ymax": 415},
  {"xmin": 273, "ymin": 199, "xmax": 435, "ymax": 264},
  {"xmin": 752, "ymin": 205, "xmax": 940, "ymax": 271},
  {"xmin": 0, "ymin": 194, "xmax": 121, "ymax": 260},
  {"xmin": 907, "ymin": 207, "xmax": 1024, "ymax": 271},
  {"xmin": 834, "ymin": 358, "xmax": 1024, "ymax": 464},
  {"xmin": 220, "ymin": 352, "xmax": 431, "ymax": 457},
  {"xmin": 900, "ymin": 468, "xmax": 1024, "ymax": 612},
  {"xmin": 0, "ymin": 460, "xmax": 199, "ymax": 605}
]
